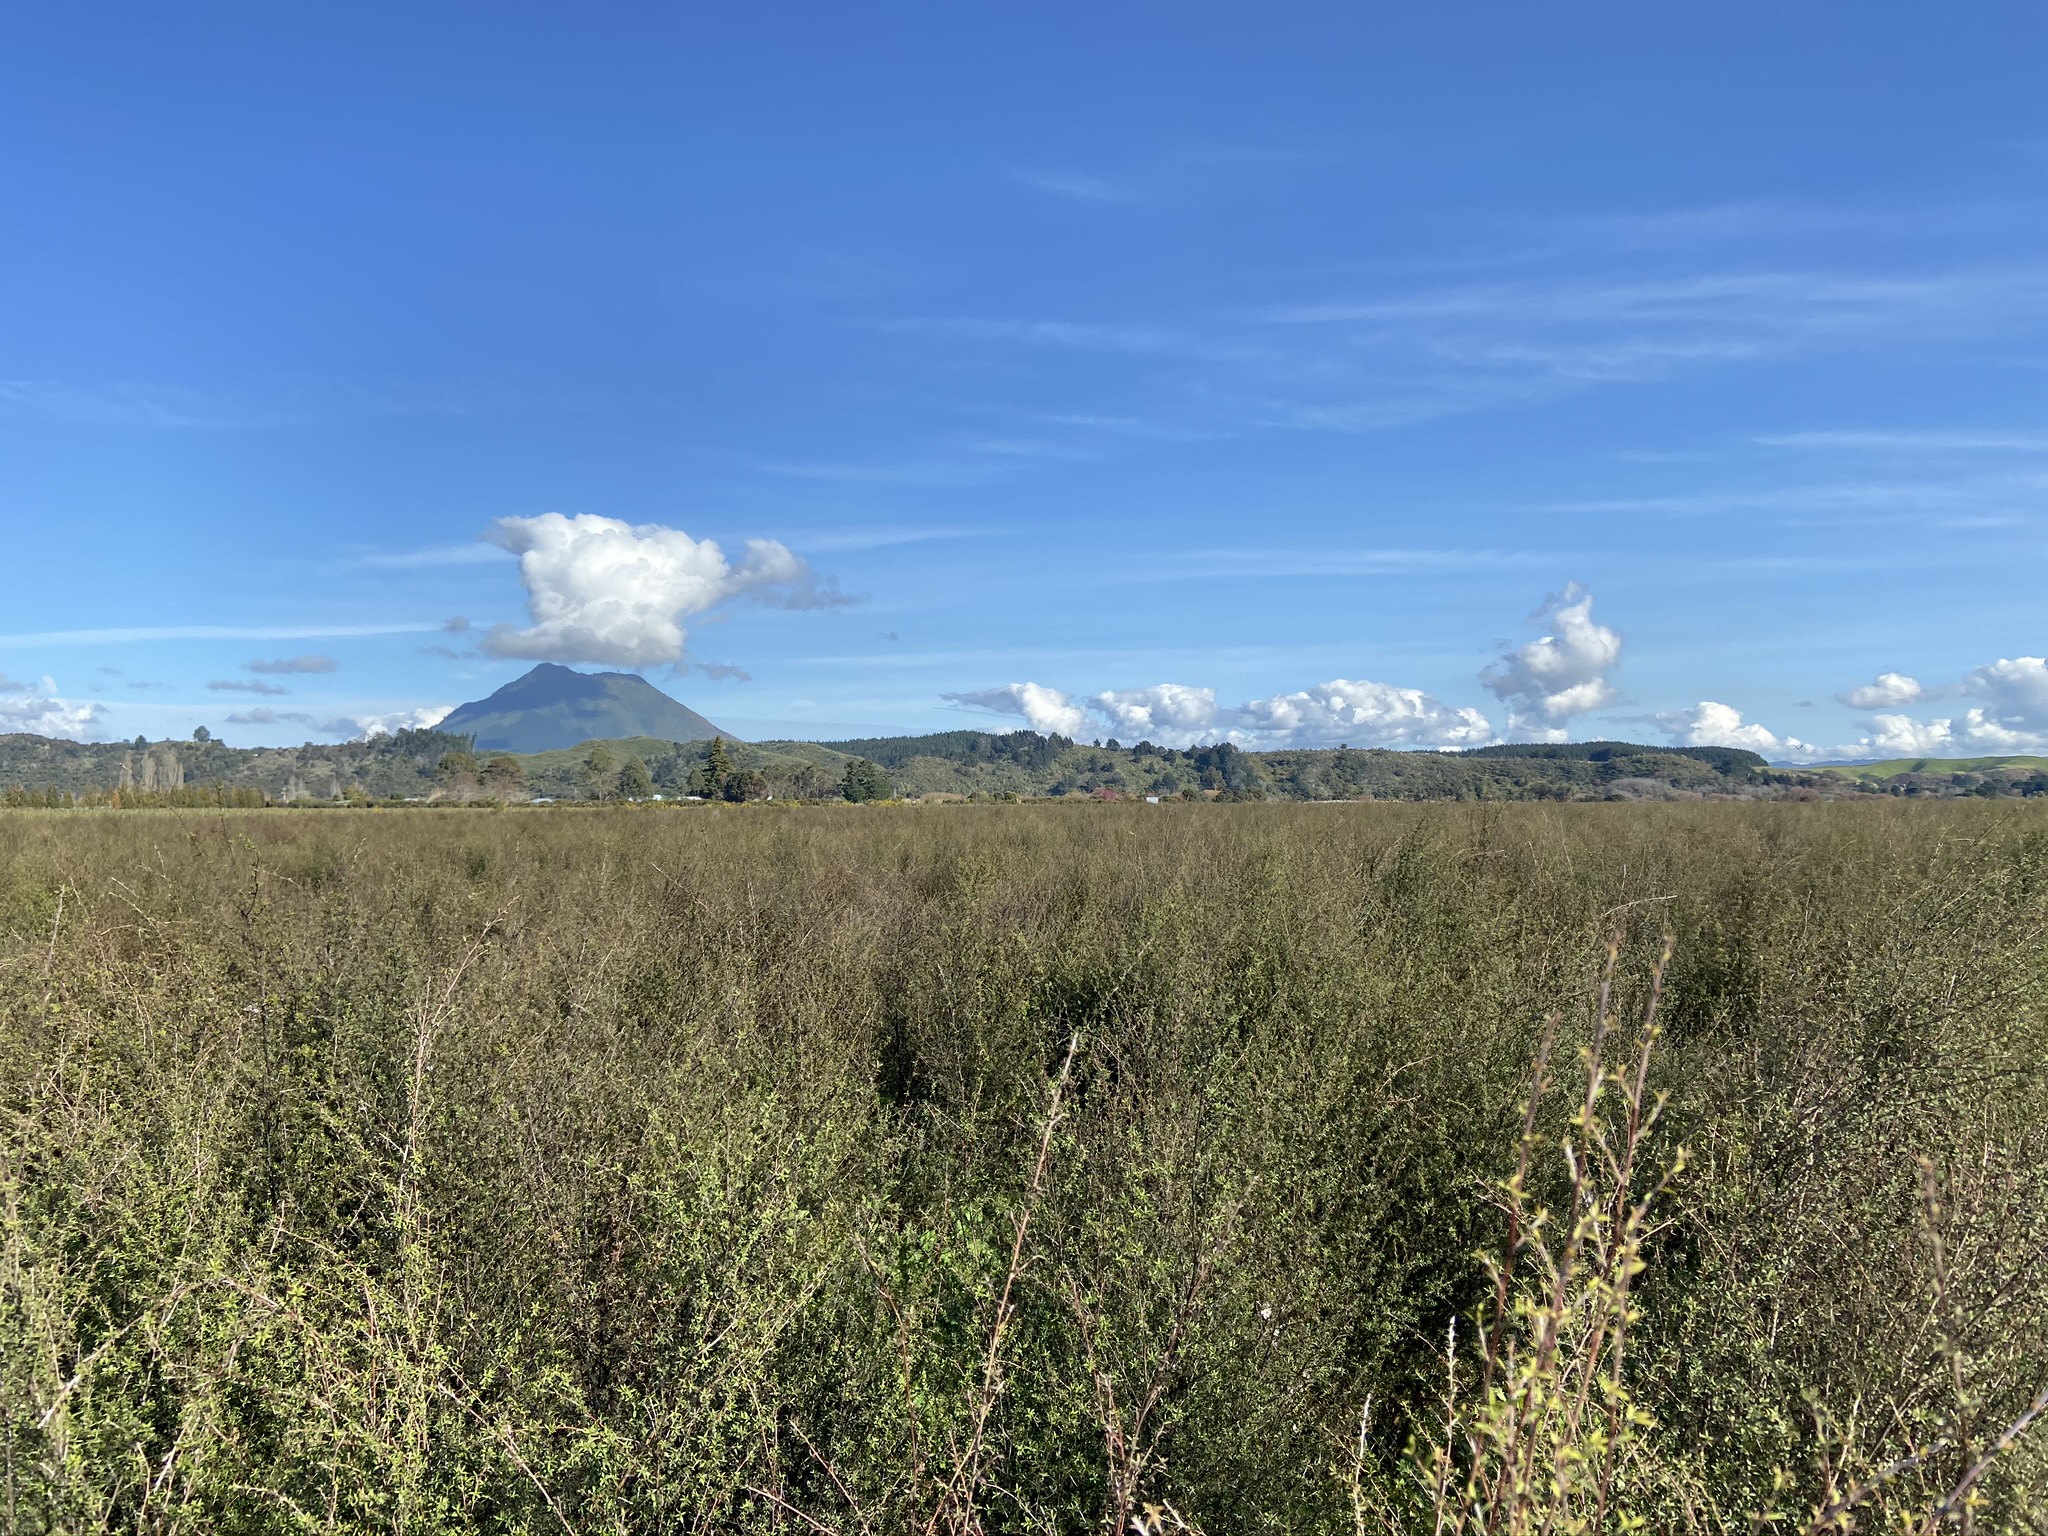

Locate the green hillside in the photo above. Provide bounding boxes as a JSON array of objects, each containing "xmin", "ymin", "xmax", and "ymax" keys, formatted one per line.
[
  {"xmin": 1813, "ymin": 754, "xmax": 2048, "ymax": 781},
  {"xmin": 513, "ymin": 736, "xmax": 843, "ymax": 801}
]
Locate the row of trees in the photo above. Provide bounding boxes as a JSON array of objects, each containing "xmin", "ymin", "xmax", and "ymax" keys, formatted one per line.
[
  {"xmin": 3, "ymin": 784, "xmax": 271, "ymax": 809},
  {"xmin": 434, "ymin": 750, "xmax": 529, "ymax": 800},
  {"xmin": 571, "ymin": 739, "xmax": 893, "ymax": 803}
]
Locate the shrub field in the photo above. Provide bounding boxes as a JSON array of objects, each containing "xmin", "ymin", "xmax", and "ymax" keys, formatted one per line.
[{"xmin": 3, "ymin": 802, "xmax": 2046, "ymax": 1532}]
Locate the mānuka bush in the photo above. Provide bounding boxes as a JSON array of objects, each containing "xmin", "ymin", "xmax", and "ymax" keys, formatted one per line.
[{"xmin": 2, "ymin": 801, "xmax": 2045, "ymax": 1532}]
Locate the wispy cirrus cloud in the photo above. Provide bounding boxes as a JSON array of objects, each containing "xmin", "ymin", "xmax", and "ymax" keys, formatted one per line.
[
  {"xmin": 1045, "ymin": 413, "xmax": 1230, "ymax": 444},
  {"xmin": 0, "ymin": 623, "xmax": 439, "ymax": 645},
  {"xmin": 359, "ymin": 544, "xmax": 515, "ymax": 569},
  {"xmin": 787, "ymin": 525, "xmax": 988, "ymax": 553},
  {"xmin": 0, "ymin": 375, "xmax": 565, "ymax": 430},
  {"xmin": 0, "ymin": 379, "xmax": 236, "ymax": 428},
  {"xmin": 1014, "ymin": 170, "xmax": 1137, "ymax": 204},
  {"xmin": 1261, "ymin": 269, "xmax": 2022, "ymax": 331},
  {"xmin": 863, "ymin": 316, "xmax": 1191, "ymax": 354},
  {"xmin": 754, "ymin": 458, "xmax": 1009, "ymax": 488},
  {"xmin": 1011, "ymin": 143, "xmax": 1312, "ymax": 209},
  {"xmin": 862, "ymin": 200, "xmax": 2048, "ymax": 448},
  {"xmin": 1531, "ymin": 468, "xmax": 2048, "ymax": 527},
  {"xmin": 1757, "ymin": 429, "xmax": 2048, "ymax": 453},
  {"xmin": 1112, "ymin": 546, "xmax": 1549, "ymax": 583}
]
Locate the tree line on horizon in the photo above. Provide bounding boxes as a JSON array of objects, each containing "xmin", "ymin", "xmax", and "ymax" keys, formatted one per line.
[{"xmin": 4, "ymin": 724, "xmax": 2047, "ymax": 806}]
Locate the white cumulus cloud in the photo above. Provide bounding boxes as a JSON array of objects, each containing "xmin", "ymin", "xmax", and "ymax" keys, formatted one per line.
[
  {"xmin": 1657, "ymin": 701, "xmax": 1817, "ymax": 759},
  {"xmin": 354, "ymin": 706, "xmax": 456, "ymax": 740},
  {"xmin": 1090, "ymin": 684, "xmax": 1220, "ymax": 741},
  {"xmin": 1480, "ymin": 583, "xmax": 1622, "ymax": 741},
  {"xmin": 1960, "ymin": 657, "xmax": 2048, "ymax": 742},
  {"xmin": 483, "ymin": 513, "xmax": 836, "ymax": 667},
  {"xmin": 941, "ymin": 683, "xmax": 1092, "ymax": 738},
  {"xmin": 0, "ymin": 675, "xmax": 101, "ymax": 741},
  {"xmin": 952, "ymin": 675, "xmax": 1493, "ymax": 750},
  {"xmin": 1859, "ymin": 713, "xmax": 1956, "ymax": 757},
  {"xmin": 1839, "ymin": 671, "xmax": 1927, "ymax": 709},
  {"xmin": 1230, "ymin": 679, "xmax": 1493, "ymax": 749},
  {"xmin": 1829, "ymin": 656, "xmax": 2048, "ymax": 758}
]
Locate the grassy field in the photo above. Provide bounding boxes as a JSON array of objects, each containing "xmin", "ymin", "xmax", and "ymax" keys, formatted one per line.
[
  {"xmin": 1810, "ymin": 754, "xmax": 2048, "ymax": 781},
  {"xmin": 4, "ymin": 802, "xmax": 2047, "ymax": 1533}
]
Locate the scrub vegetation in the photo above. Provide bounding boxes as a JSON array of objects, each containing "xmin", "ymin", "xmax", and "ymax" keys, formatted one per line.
[
  {"xmin": 17, "ymin": 727, "xmax": 2048, "ymax": 806},
  {"xmin": 4, "ymin": 801, "xmax": 2047, "ymax": 1533}
]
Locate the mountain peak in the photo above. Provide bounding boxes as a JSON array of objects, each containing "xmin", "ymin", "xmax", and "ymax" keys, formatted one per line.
[{"xmin": 439, "ymin": 664, "xmax": 736, "ymax": 752}]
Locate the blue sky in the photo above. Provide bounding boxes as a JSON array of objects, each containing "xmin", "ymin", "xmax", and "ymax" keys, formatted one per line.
[{"xmin": 3, "ymin": 5, "xmax": 2046, "ymax": 758}]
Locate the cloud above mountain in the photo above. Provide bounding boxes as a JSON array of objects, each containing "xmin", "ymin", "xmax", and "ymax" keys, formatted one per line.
[{"xmin": 482, "ymin": 513, "xmax": 842, "ymax": 667}]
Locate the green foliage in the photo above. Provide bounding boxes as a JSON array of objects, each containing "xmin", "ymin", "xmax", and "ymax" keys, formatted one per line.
[
  {"xmin": 816, "ymin": 728, "xmax": 1074, "ymax": 772},
  {"xmin": 582, "ymin": 743, "xmax": 618, "ymax": 800},
  {"xmin": 2, "ymin": 782, "xmax": 270, "ymax": 809},
  {"xmin": 1469, "ymin": 740, "xmax": 1768, "ymax": 772},
  {"xmin": 2, "ymin": 805, "xmax": 2047, "ymax": 1531},
  {"xmin": 11, "ymin": 725, "xmax": 2046, "ymax": 807},
  {"xmin": 618, "ymin": 755, "xmax": 655, "ymax": 800},
  {"xmin": 1815, "ymin": 753, "xmax": 2048, "ymax": 780},
  {"xmin": 479, "ymin": 753, "xmax": 525, "ymax": 794},
  {"xmin": 691, "ymin": 736, "xmax": 736, "ymax": 799},
  {"xmin": 840, "ymin": 757, "xmax": 891, "ymax": 802}
]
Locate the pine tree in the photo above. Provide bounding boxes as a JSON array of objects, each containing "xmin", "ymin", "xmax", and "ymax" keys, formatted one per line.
[
  {"xmin": 691, "ymin": 737, "xmax": 734, "ymax": 798},
  {"xmin": 841, "ymin": 758, "xmax": 890, "ymax": 803}
]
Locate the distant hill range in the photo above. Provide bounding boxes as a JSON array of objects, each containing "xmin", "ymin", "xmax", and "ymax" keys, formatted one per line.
[
  {"xmin": 1811, "ymin": 754, "xmax": 2048, "ymax": 781},
  {"xmin": 7, "ymin": 713, "xmax": 2048, "ymax": 805},
  {"xmin": 437, "ymin": 663, "xmax": 734, "ymax": 752}
]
